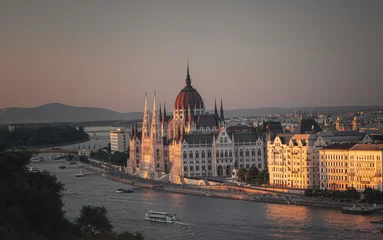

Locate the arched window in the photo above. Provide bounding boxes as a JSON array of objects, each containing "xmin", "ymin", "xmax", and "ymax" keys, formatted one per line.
[
  {"xmin": 258, "ymin": 149, "xmax": 262, "ymax": 156},
  {"xmin": 216, "ymin": 150, "xmax": 219, "ymax": 157},
  {"xmin": 229, "ymin": 150, "xmax": 232, "ymax": 157},
  {"xmin": 183, "ymin": 151, "xmax": 187, "ymax": 159},
  {"xmin": 252, "ymin": 149, "xmax": 255, "ymax": 156},
  {"xmin": 202, "ymin": 151, "xmax": 205, "ymax": 158},
  {"xmin": 156, "ymin": 149, "xmax": 160, "ymax": 157},
  {"xmin": 225, "ymin": 150, "xmax": 228, "ymax": 157},
  {"xmin": 240, "ymin": 149, "xmax": 243, "ymax": 157},
  {"xmin": 196, "ymin": 151, "xmax": 199, "ymax": 159},
  {"xmin": 220, "ymin": 150, "xmax": 224, "ymax": 158},
  {"xmin": 224, "ymin": 137, "xmax": 227, "ymax": 143},
  {"xmin": 246, "ymin": 150, "xmax": 249, "ymax": 157},
  {"xmin": 220, "ymin": 138, "xmax": 223, "ymax": 143},
  {"xmin": 189, "ymin": 151, "xmax": 193, "ymax": 159},
  {"xmin": 208, "ymin": 150, "xmax": 212, "ymax": 158}
]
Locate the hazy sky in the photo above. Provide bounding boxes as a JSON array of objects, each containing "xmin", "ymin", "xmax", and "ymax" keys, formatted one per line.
[{"xmin": 1, "ymin": 0, "xmax": 382, "ymax": 112}]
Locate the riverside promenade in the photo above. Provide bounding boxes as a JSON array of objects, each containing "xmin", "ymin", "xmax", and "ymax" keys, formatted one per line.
[{"xmin": 79, "ymin": 161, "xmax": 368, "ymax": 210}]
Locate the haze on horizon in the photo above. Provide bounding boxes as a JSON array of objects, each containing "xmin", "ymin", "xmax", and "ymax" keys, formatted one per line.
[{"xmin": 1, "ymin": 0, "xmax": 382, "ymax": 113}]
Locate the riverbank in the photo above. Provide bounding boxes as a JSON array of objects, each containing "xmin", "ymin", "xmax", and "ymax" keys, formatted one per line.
[{"xmin": 80, "ymin": 163, "xmax": 369, "ymax": 210}]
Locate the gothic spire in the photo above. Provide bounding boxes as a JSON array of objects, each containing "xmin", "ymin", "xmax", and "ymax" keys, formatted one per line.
[
  {"xmin": 142, "ymin": 93, "xmax": 150, "ymax": 136},
  {"xmin": 186, "ymin": 58, "xmax": 191, "ymax": 86},
  {"xmin": 214, "ymin": 97, "xmax": 218, "ymax": 116},
  {"xmin": 159, "ymin": 101, "xmax": 162, "ymax": 122},
  {"xmin": 220, "ymin": 98, "xmax": 225, "ymax": 122}
]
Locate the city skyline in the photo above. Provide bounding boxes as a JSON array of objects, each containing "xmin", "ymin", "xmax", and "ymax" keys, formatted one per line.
[{"xmin": 1, "ymin": 1, "xmax": 383, "ymax": 112}]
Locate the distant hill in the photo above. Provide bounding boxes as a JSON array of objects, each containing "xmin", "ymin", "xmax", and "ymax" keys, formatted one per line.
[
  {"xmin": 1, "ymin": 103, "xmax": 382, "ymax": 124},
  {"xmin": 0, "ymin": 103, "xmax": 143, "ymax": 124}
]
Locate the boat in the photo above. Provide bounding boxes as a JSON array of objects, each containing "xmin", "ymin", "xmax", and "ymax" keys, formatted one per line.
[
  {"xmin": 371, "ymin": 219, "xmax": 383, "ymax": 232},
  {"xmin": 116, "ymin": 188, "xmax": 134, "ymax": 193},
  {"xmin": 28, "ymin": 166, "xmax": 39, "ymax": 173},
  {"xmin": 31, "ymin": 155, "xmax": 43, "ymax": 162},
  {"xmin": 341, "ymin": 205, "xmax": 374, "ymax": 215},
  {"xmin": 144, "ymin": 211, "xmax": 179, "ymax": 223},
  {"xmin": 59, "ymin": 165, "xmax": 66, "ymax": 169},
  {"xmin": 75, "ymin": 169, "xmax": 83, "ymax": 177}
]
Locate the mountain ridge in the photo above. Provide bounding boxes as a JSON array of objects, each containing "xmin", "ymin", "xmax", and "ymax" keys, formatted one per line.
[{"xmin": 1, "ymin": 103, "xmax": 382, "ymax": 124}]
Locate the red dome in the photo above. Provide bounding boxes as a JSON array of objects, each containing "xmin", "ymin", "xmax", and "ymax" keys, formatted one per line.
[
  {"xmin": 174, "ymin": 63, "xmax": 204, "ymax": 110},
  {"xmin": 174, "ymin": 85, "xmax": 204, "ymax": 110}
]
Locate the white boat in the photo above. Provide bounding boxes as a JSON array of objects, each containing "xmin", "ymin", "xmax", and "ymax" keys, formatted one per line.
[
  {"xmin": 75, "ymin": 169, "xmax": 83, "ymax": 177},
  {"xmin": 31, "ymin": 155, "xmax": 43, "ymax": 162},
  {"xmin": 144, "ymin": 211, "xmax": 179, "ymax": 223},
  {"xmin": 28, "ymin": 166, "xmax": 39, "ymax": 173},
  {"xmin": 116, "ymin": 188, "xmax": 133, "ymax": 193}
]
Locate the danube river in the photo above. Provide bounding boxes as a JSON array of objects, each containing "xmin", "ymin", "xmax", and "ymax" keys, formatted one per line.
[{"xmin": 37, "ymin": 161, "xmax": 382, "ymax": 240}]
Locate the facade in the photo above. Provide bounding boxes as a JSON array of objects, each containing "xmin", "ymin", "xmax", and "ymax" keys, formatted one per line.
[
  {"xmin": 319, "ymin": 144, "xmax": 383, "ymax": 191},
  {"xmin": 268, "ymin": 127, "xmax": 366, "ymax": 189},
  {"xmin": 335, "ymin": 116, "xmax": 360, "ymax": 131},
  {"xmin": 110, "ymin": 128, "xmax": 129, "ymax": 153},
  {"xmin": 127, "ymin": 63, "xmax": 274, "ymax": 183}
]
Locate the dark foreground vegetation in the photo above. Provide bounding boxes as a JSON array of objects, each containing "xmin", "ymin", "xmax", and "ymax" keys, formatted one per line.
[
  {"xmin": 0, "ymin": 125, "xmax": 89, "ymax": 149},
  {"xmin": 0, "ymin": 149, "xmax": 143, "ymax": 240}
]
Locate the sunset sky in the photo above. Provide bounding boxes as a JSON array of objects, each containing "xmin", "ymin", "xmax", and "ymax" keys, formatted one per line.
[{"xmin": 1, "ymin": 0, "xmax": 382, "ymax": 112}]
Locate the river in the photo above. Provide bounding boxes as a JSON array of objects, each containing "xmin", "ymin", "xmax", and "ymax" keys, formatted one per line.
[{"xmin": 36, "ymin": 161, "xmax": 382, "ymax": 240}]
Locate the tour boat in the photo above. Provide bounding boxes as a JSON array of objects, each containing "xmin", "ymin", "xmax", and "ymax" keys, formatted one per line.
[
  {"xmin": 341, "ymin": 205, "xmax": 374, "ymax": 215},
  {"xmin": 144, "ymin": 211, "xmax": 179, "ymax": 223},
  {"xmin": 116, "ymin": 188, "xmax": 133, "ymax": 193},
  {"xmin": 371, "ymin": 219, "xmax": 383, "ymax": 232},
  {"xmin": 28, "ymin": 166, "xmax": 39, "ymax": 173},
  {"xmin": 75, "ymin": 169, "xmax": 83, "ymax": 177},
  {"xmin": 59, "ymin": 165, "xmax": 66, "ymax": 169}
]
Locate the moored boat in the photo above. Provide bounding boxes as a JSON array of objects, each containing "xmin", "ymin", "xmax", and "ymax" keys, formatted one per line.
[
  {"xmin": 144, "ymin": 211, "xmax": 179, "ymax": 223},
  {"xmin": 75, "ymin": 169, "xmax": 83, "ymax": 177},
  {"xmin": 59, "ymin": 165, "xmax": 66, "ymax": 169},
  {"xmin": 341, "ymin": 205, "xmax": 374, "ymax": 215},
  {"xmin": 371, "ymin": 219, "xmax": 383, "ymax": 232},
  {"xmin": 116, "ymin": 188, "xmax": 133, "ymax": 193}
]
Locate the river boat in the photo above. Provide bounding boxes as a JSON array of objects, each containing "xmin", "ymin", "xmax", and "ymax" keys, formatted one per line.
[
  {"xmin": 28, "ymin": 166, "xmax": 39, "ymax": 173},
  {"xmin": 341, "ymin": 205, "xmax": 374, "ymax": 215},
  {"xmin": 144, "ymin": 211, "xmax": 179, "ymax": 223},
  {"xmin": 116, "ymin": 188, "xmax": 133, "ymax": 193},
  {"xmin": 75, "ymin": 169, "xmax": 83, "ymax": 177},
  {"xmin": 371, "ymin": 219, "xmax": 383, "ymax": 232},
  {"xmin": 59, "ymin": 165, "xmax": 66, "ymax": 169}
]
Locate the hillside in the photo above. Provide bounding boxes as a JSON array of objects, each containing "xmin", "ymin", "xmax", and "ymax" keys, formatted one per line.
[{"xmin": 1, "ymin": 103, "xmax": 382, "ymax": 124}]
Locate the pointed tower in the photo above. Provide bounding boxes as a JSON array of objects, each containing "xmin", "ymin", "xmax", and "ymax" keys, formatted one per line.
[
  {"xmin": 131, "ymin": 125, "xmax": 135, "ymax": 140},
  {"xmin": 159, "ymin": 102, "xmax": 162, "ymax": 123},
  {"xmin": 219, "ymin": 98, "xmax": 225, "ymax": 122},
  {"xmin": 151, "ymin": 92, "xmax": 159, "ymax": 142},
  {"xmin": 186, "ymin": 58, "xmax": 191, "ymax": 86},
  {"xmin": 163, "ymin": 103, "xmax": 167, "ymax": 121},
  {"xmin": 142, "ymin": 93, "xmax": 150, "ymax": 137},
  {"xmin": 214, "ymin": 97, "xmax": 218, "ymax": 116}
]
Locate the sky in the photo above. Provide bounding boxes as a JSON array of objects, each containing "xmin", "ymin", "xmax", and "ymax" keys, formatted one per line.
[{"xmin": 0, "ymin": 0, "xmax": 382, "ymax": 112}]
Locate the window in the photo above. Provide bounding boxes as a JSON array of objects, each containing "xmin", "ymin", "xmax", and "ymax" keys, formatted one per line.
[
  {"xmin": 229, "ymin": 150, "xmax": 232, "ymax": 157},
  {"xmin": 252, "ymin": 149, "xmax": 255, "ymax": 156},
  {"xmin": 220, "ymin": 150, "xmax": 224, "ymax": 158},
  {"xmin": 258, "ymin": 149, "xmax": 262, "ymax": 156},
  {"xmin": 156, "ymin": 149, "xmax": 160, "ymax": 157},
  {"xmin": 184, "ymin": 166, "xmax": 187, "ymax": 172},
  {"xmin": 208, "ymin": 166, "xmax": 212, "ymax": 170},
  {"xmin": 202, "ymin": 166, "xmax": 206, "ymax": 171},
  {"xmin": 164, "ymin": 150, "xmax": 168, "ymax": 157},
  {"xmin": 196, "ymin": 151, "xmax": 199, "ymax": 158},
  {"xmin": 224, "ymin": 137, "xmax": 227, "ymax": 143},
  {"xmin": 136, "ymin": 147, "xmax": 139, "ymax": 153},
  {"xmin": 240, "ymin": 149, "xmax": 243, "ymax": 157},
  {"xmin": 189, "ymin": 151, "xmax": 193, "ymax": 159},
  {"xmin": 202, "ymin": 151, "xmax": 205, "ymax": 158},
  {"xmin": 183, "ymin": 152, "xmax": 187, "ymax": 159},
  {"xmin": 157, "ymin": 163, "xmax": 160, "ymax": 168},
  {"xmin": 190, "ymin": 166, "xmax": 193, "ymax": 171},
  {"xmin": 196, "ymin": 166, "xmax": 200, "ymax": 171},
  {"xmin": 225, "ymin": 150, "xmax": 228, "ymax": 157},
  {"xmin": 246, "ymin": 150, "xmax": 249, "ymax": 157},
  {"xmin": 208, "ymin": 151, "xmax": 212, "ymax": 158}
]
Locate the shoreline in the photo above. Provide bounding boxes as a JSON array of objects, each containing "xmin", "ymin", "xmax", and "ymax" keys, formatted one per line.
[{"xmin": 80, "ymin": 163, "xmax": 366, "ymax": 210}]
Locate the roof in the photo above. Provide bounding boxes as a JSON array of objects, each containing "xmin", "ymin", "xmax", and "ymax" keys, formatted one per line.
[
  {"xmin": 350, "ymin": 144, "xmax": 383, "ymax": 150},
  {"xmin": 293, "ymin": 118, "xmax": 322, "ymax": 134},
  {"xmin": 196, "ymin": 115, "xmax": 219, "ymax": 128},
  {"xmin": 322, "ymin": 143, "xmax": 357, "ymax": 150},
  {"xmin": 233, "ymin": 132, "xmax": 258, "ymax": 142},
  {"xmin": 227, "ymin": 125, "xmax": 252, "ymax": 133},
  {"xmin": 183, "ymin": 134, "xmax": 213, "ymax": 144}
]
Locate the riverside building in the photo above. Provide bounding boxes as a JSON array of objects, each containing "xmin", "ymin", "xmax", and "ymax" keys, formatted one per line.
[
  {"xmin": 319, "ymin": 143, "xmax": 383, "ymax": 191},
  {"xmin": 127, "ymin": 62, "xmax": 277, "ymax": 183},
  {"xmin": 110, "ymin": 128, "xmax": 129, "ymax": 153}
]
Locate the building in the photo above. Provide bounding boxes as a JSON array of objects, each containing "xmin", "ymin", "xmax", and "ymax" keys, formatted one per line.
[
  {"xmin": 268, "ymin": 126, "xmax": 365, "ymax": 189},
  {"xmin": 319, "ymin": 144, "xmax": 383, "ymax": 191},
  {"xmin": 127, "ymin": 62, "xmax": 276, "ymax": 183},
  {"xmin": 78, "ymin": 149, "xmax": 91, "ymax": 156},
  {"xmin": 335, "ymin": 116, "xmax": 360, "ymax": 131},
  {"xmin": 110, "ymin": 128, "xmax": 129, "ymax": 153}
]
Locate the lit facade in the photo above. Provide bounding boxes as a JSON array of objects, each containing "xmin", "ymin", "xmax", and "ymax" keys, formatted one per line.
[{"xmin": 319, "ymin": 144, "xmax": 383, "ymax": 191}]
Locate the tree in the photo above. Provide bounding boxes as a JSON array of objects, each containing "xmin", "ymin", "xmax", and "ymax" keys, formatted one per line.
[
  {"xmin": 78, "ymin": 126, "xmax": 85, "ymax": 132},
  {"xmin": 259, "ymin": 168, "xmax": 269, "ymax": 183},
  {"xmin": 76, "ymin": 206, "xmax": 113, "ymax": 238},
  {"xmin": 247, "ymin": 166, "xmax": 259, "ymax": 182},
  {"xmin": 111, "ymin": 152, "xmax": 128, "ymax": 166},
  {"xmin": 0, "ymin": 151, "xmax": 76, "ymax": 240},
  {"xmin": 107, "ymin": 143, "xmax": 112, "ymax": 153},
  {"xmin": 237, "ymin": 167, "xmax": 247, "ymax": 182}
]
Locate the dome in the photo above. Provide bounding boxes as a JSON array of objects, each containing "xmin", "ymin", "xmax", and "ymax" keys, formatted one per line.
[{"xmin": 174, "ymin": 64, "xmax": 204, "ymax": 110}]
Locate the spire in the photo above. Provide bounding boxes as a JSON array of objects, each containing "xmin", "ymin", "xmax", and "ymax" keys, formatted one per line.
[
  {"xmin": 186, "ymin": 58, "xmax": 191, "ymax": 86},
  {"xmin": 214, "ymin": 97, "xmax": 218, "ymax": 116},
  {"xmin": 159, "ymin": 102, "xmax": 162, "ymax": 122},
  {"xmin": 131, "ymin": 125, "xmax": 135, "ymax": 139},
  {"xmin": 151, "ymin": 91, "xmax": 158, "ymax": 141},
  {"xmin": 135, "ymin": 124, "xmax": 138, "ymax": 137},
  {"xmin": 142, "ymin": 93, "xmax": 150, "ymax": 136},
  {"xmin": 220, "ymin": 98, "xmax": 225, "ymax": 122},
  {"xmin": 163, "ymin": 103, "xmax": 167, "ymax": 119}
]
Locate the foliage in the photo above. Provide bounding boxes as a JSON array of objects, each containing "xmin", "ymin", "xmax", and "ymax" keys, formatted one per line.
[
  {"xmin": 259, "ymin": 168, "xmax": 269, "ymax": 182},
  {"xmin": 237, "ymin": 167, "xmax": 248, "ymax": 181},
  {"xmin": 0, "ymin": 125, "xmax": 89, "ymax": 149},
  {"xmin": 0, "ymin": 151, "xmax": 76, "ymax": 240},
  {"xmin": 246, "ymin": 166, "xmax": 259, "ymax": 182},
  {"xmin": 304, "ymin": 188, "xmax": 360, "ymax": 201},
  {"xmin": 0, "ymin": 150, "xmax": 144, "ymax": 240},
  {"xmin": 77, "ymin": 206, "xmax": 113, "ymax": 238},
  {"xmin": 90, "ymin": 150, "xmax": 128, "ymax": 166},
  {"xmin": 363, "ymin": 187, "xmax": 383, "ymax": 203}
]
